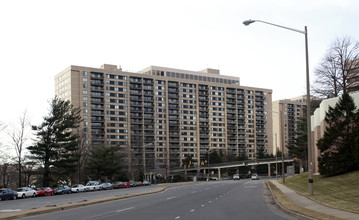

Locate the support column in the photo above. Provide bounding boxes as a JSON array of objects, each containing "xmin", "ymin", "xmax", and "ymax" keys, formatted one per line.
[
  {"xmin": 268, "ymin": 163, "xmax": 271, "ymax": 176},
  {"xmin": 218, "ymin": 168, "xmax": 221, "ymax": 180}
]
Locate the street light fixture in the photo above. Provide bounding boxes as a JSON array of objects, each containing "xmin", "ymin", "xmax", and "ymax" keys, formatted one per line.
[{"xmin": 243, "ymin": 19, "xmax": 313, "ymax": 195}]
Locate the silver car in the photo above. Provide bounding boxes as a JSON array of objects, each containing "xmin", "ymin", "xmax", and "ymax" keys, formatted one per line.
[
  {"xmin": 16, "ymin": 187, "xmax": 37, "ymax": 198},
  {"xmin": 71, "ymin": 184, "xmax": 88, "ymax": 193},
  {"xmin": 251, "ymin": 174, "xmax": 260, "ymax": 180}
]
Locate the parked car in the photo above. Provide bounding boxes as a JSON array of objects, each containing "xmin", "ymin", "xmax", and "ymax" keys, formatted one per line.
[
  {"xmin": 129, "ymin": 180, "xmax": 135, "ymax": 187},
  {"xmin": 16, "ymin": 187, "xmax": 37, "ymax": 198},
  {"xmin": 0, "ymin": 188, "xmax": 17, "ymax": 201},
  {"xmin": 36, "ymin": 187, "xmax": 55, "ymax": 196},
  {"xmin": 54, "ymin": 185, "xmax": 71, "ymax": 195},
  {"xmin": 100, "ymin": 183, "xmax": 113, "ymax": 190},
  {"xmin": 134, "ymin": 181, "xmax": 143, "ymax": 187},
  {"xmin": 233, "ymin": 174, "xmax": 240, "ymax": 180},
  {"xmin": 251, "ymin": 174, "xmax": 260, "ymax": 180},
  {"xmin": 142, "ymin": 181, "xmax": 151, "ymax": 186},
  {"xmin": 86, "ymin": 181, "xmax": 101, "ymax": 191},
  {"xmin": 113, "ymin": 181, "xmax": 131, "ymax": 188},
  {"xmin": 71, "ymin": 184, "xmax": 87, "ymax": 193}
]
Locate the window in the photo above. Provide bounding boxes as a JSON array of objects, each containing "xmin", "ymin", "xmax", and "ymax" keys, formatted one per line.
[
  {"xmin": 83, "ymin": 77, "xmax": 88, "ymax": 82},
  {"xmin": 83, "ymin": 71, "xmax": 88, "ymax": 76}
]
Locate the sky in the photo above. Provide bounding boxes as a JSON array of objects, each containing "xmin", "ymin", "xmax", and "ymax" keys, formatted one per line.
[{"xmin": 1, "ymin": 0, "xmax": 359, "ymax": 140}]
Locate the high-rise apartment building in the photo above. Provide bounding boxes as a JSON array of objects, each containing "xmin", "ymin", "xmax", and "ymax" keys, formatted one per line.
[
  {"xmin": 272, "ymin": 96, "xmax": 307, "ymax": 155},
  {"xmin": 55, "ymin": 64, "xmax": 273, "ymax": 176}
]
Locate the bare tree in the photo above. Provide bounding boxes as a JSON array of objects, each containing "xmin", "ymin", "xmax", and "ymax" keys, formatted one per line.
[
  {"xmin": 313, "ymin": 36, "xmax": 359, "ymax": 97},
  {"xmin": 0, "ymin": 150, "xmax": 16, "ymax": 188},
  {"xmin": 313, "ymin": 54, "xmax": 342, "ymax": 97},
  {"xmin": 8, "ymin": 110, "xmax": 31, "ymax": 187},
  {"xmin": 75, "ymin": 128, "xmax": 89, "ymax": 184}
]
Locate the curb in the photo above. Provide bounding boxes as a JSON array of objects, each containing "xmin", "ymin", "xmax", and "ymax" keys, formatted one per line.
[
  {"xmin": 0, "ymin": 187, "xmax": 167, "ymax": 220},
  {"xmin": 265, "ymin": 181, "xmax": 316, "ymax": 220}
]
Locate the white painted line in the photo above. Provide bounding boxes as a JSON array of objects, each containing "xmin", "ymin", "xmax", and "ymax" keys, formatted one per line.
[
  {"xmin": 215, "ymin": 198, "xmax": 218, "ymax": 200},
  {"xmin": 201, "ymin": 204, "xmax": 205, "ymax": 207},
  {"xmin": 244, "ymin": 186, "xmax": 257, "ymax": 188},
  {"xmin": 191, "ymin": 191, "xmax": 197, "ymax": 193},
  {"xmin": 190, "ymin": 209, "xmax": 195, "ymax": 212},
  {"xmin": 175, "ymin": 216, "xmax": 181, "ymax": 219},
  {"xmin": 208, "ymin": 201, "xmax": 212, "ymax": 203},
  {"xmin": 116, "ymin": 207, "xmax": 135, "ymax": 213},
  {"xmin": 0, "ymin": 209, "xmax": 21, "ymax": 213},
  {"xmin": 167, "ymin": 196, "xmax": 176, "ymax": 200}
]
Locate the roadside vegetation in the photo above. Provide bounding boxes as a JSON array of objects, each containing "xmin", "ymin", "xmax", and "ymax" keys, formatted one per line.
[{"xmin": 283, "ymin": 171, "xmax": 359, "ymax": 213}]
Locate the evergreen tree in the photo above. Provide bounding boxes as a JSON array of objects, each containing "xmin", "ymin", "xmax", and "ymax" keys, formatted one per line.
[
  {"xmin": 317, "ymin": 92, "xmax": 359, "ymax": 175},
  {"xmin": 28, "ymin": 97, "xmax": 81, "ymax": 186},
  {"xmin": 84, "ymin": 145, "xmax": 123, "ymax": 181}
]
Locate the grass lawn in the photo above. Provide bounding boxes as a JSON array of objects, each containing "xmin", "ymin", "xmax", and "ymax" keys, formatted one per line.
[{"xmin": 282, "ymin": 170, "xmax": 359, "ymax": 213}]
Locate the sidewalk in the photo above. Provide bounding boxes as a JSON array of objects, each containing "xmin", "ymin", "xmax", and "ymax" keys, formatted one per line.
[{"xmin": 270, "ymin": 180, "xmax": 359, "ymax": 220}]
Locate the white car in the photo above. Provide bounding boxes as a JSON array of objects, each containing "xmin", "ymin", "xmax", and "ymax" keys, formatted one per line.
[
  {"xmin": 71, "ymin": 184, "xmax": 88, "ymax": 192},
  {"xmin": 233, "ymin": 174, "xmax": 240, "ymax": 180},
  {"xmin": 86, "ymin": 181, "xmax": 101, "ymax": 191},
  {"xmin": 16, "ymin": 187, "xmax": 37, "ymax": 198},
  {"xmin": 251, "ymin": 174, "xmax": 260, "ymax": 180}
]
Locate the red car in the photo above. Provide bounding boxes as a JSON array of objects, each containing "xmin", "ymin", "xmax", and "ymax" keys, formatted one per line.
[
  {"xmin": 112, "ymin": 181, "xmax": 130, "ymax": 189},
  {"xmin": 36, "ymin": 187, "xmax": 55, "ymax": 196}
]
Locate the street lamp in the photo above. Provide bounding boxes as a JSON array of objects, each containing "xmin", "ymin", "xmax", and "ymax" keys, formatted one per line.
[
  {"xmin": 271, "ymin": 110, "xmax": 285, "ymax": 183},
  {"xmin": 243, "ymin": 19, "xmax": 313, "ymax": 195}
]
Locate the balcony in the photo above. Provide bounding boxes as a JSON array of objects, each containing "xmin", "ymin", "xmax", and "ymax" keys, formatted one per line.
[{"xmin": 90, "ymin": 80, "xmax": 104, "ymax": 85}]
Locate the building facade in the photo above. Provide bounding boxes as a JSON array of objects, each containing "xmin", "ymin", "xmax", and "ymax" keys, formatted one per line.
[
  {"xmin": 272, "ymin": 96, "xmax": 307, "ymax": 155},
  {"xmin": 55, "ymin": 64, "xmax": 273, "ymax": 176},
  {"xmin": 311, "ymin": 92, "xmax": 359, "ymax": 173}
]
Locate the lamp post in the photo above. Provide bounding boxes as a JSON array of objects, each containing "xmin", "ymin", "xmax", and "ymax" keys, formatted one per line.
[
  {"xmin": 270, "ymin": 110, "xmax": 285, "ymax": 183},
  {"xmin": 243, "ymin": 19, "xmax": 313, "ymax": 195}
]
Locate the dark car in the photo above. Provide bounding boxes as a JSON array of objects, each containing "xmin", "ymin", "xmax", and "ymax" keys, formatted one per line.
[
  {"xmin": 54, "ymin": 185, "xmax": 71, "ymax": 195},
  {"xmin": 36, "ymin": 187, "xmax": 55, "ymax": 196},
  {"xmin": 0, "ymin": 188, "xmax": 17, "ymax": 201}
]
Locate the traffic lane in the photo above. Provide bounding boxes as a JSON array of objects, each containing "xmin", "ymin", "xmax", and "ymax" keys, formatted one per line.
[
  {"xmin": 119, "ymin": 180, "xmax": 288, "ymax": 220},
  {"xmin": 188, "ymin": 180, "xmax": 288, "ymax": 220},
  {"xmin": 0, "ymin": 185, "xmax": 162, "ymax": 213},
  {"xmin": 21, "ymin": 180, "xmax": 262, "ymax": 220},
  {"xmin": 18, "ymin": 181, "xmax": 233, "ymax": 219}
]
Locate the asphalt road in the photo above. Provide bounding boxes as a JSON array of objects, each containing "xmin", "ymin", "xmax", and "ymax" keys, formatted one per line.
[
  {"xmin": 20, "ymin": 180, "xmax": 296, "ymax": 220},
  {"xmin": 0, "ymin": 185, "xmax": 163, "ymax": 213}
]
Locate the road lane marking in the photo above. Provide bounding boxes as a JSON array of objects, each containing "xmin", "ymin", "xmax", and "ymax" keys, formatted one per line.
[
  {"xmin": 190, "ymin": 209, "xmax": 195, "ymax": 212},
  {"xmin": 166, "ymin": 196, "xmax": 176, "ymax": 200},
  {"xmin": 116, "ymin": 207, "xmax": 135, "ymax": 213},
  {"xmin": 175, "ymin": 216, "xmax": 181, "ymax": 219},
  {"xmin": 201, "ymin": 204, "xmax": 205, "ymax": 207},
  {"xmin": 208, "ymin": 201, "xmax": 212, "ymax": 203},
  {"xmin": 0, "ymin": 209, "xmax": 21, "ymax": 213}
]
